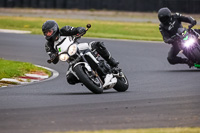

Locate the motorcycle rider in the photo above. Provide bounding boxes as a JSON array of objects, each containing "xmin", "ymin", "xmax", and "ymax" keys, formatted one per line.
[
  {"xmin": 158, "ymin": 7, "xmax": 200, "ymax": 67},
  {"xmin": 42, "ymin": 20, "xmax": 118, "ymax": 85}
]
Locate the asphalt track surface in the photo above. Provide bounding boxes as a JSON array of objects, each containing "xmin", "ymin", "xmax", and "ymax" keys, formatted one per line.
[{"xmin": 0, "ymin": 33, "xmax": 200, "ymax": 133}]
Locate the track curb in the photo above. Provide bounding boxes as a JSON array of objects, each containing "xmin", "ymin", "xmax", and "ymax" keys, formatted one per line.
[{"xmin": 0, "ymin": 65, "xmax": 59, "ymax": 88}]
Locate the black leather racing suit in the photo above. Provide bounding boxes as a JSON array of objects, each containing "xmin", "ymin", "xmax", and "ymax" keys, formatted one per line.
[{"xmin": 159, "ymin": 13, "xmax": 200, "ymax": 65}]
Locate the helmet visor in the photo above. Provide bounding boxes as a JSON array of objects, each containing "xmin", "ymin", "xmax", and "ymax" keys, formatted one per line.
[
  {"xmin": 44, "ymin": 24, "xmax": 58, "ymax": 36},
  {"xmin": 44, "ymin": 29, "xmax": 53, "ymax": 37},
  {"xmin": 160, "ymin": 16, "xmax": 170, "ymax": 24}
]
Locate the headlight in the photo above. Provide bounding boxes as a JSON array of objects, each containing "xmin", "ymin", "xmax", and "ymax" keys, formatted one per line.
[
  {"xmin": 59, "ymin": 54, "xmax": 69, "ymax": 61},
  {"xmin": 68, "ymin": 44, "xmax": 77, "ymax": 56},
  {"xmin": 184, "ymin": 38, "xmax": 196, "ymax": 48}
]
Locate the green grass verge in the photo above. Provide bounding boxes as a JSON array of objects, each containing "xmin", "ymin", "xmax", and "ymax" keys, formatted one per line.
[
  {"xmin": 0, "ymin": 16, "xmax": 162, "ymax": 41},
  {"xmin": 47, "ymin": 127, "xmax": 200, "ymax": 133},
  {"xmin": 0, "ymin": 16, "xmax": 199, "ymax": 41},
  {"xmin": 0, "ymin": 58, "xmax": 51, "ymax": 80}
]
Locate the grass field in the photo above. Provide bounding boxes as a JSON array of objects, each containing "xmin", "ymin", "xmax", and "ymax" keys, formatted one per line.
[
  {"xmin": 1, "ymin": 15, "xmax": 199, "ymax": 41},
  {"xmin": 0, "ymin": 15, "xmax": 163, "ymax": 41},
  {"xmin": 0, "ymin": 58, "xmax": 50, "ymax": 80},
  {"xmin": 0, "ymin": 9, "xmax": 200, "ymax": 41},
  {"xmin": 47, "ymin": 127, "xmax": 200, "ymax": 133}
]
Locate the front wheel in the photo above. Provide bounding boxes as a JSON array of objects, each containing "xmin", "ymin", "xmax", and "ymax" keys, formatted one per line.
[
  {"xmin": 73, "ymin": 64, "xmax": 103, "ymax": 94},
  {"xmin": 113, "ymin": 73, "xmax": 129, "ymax": 92}
]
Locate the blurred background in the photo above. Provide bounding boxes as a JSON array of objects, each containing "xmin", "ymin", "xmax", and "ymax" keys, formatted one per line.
[
  {"xmin": 0, "ymin": 0, "xmax": 199, "ymax": 41},
  {"xmin": 0, "ymin": 0, "xmax": 200, "ymax": 13}
]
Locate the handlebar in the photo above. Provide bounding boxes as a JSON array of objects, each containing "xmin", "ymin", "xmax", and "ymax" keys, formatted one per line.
[
  {"xmin": 47, "ymin": 56, "xmax": 58, "ymax": 64},
  {"xmin": 47, "ymin": 59, "xmax": 52, "ymax": 64},
  {"xmin": 171, "ymin": 24, "xmax": 195, "ymax": 40},
  {"xmin": 171, "ymin": 33, "xmax": 181, "ymax": 40}
]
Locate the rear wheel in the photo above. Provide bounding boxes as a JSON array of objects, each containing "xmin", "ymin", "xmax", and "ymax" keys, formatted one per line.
[{"xmin": 73, "ymin": 64, "xmax": 103, "ymax": 94}]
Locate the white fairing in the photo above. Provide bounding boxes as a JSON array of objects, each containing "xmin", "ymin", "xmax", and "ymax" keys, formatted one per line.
[
  {"xmin": 103, "ymin": 74, "xmax": 117, "ymax": 89},
  {"xmin": 54, "ymin": 36, "xmax": 90, "ymax": 54},
  {"xmin": 54, "ymin": 36, "xmax": 75, "ymax": 54},
  {"xmin": 78, "ymin": 43, "xmax": 90, "ymax": 51}
]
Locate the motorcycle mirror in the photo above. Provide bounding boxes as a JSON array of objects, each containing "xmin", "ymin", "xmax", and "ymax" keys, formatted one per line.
[{"xmin": 86, "ymin": 24, "xmax": 91, "ymax": 29}]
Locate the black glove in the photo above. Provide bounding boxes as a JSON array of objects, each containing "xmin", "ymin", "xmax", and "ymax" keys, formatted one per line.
[
  {"xmin": 47, "ymin": 53, "xmax": 58, "ymax": 64},
  {"xmin": 191, "ymin": 19, "xmax": 197, "ymax": 26},
  {"xmin": 188, "ymin": 20, "xmax": 197, "ymax": 30},
  {"xmin": 77, "ymin": 27, "xmax": 86, "ymax": 34},
  {"xmin": 166, "ymin": 38, "xmax": 175, "ymax": 44},
  {"xmin": 49, "ymin": 53, "xmax": 59, "ymax": 64},
  {"xmin": 50, "ymin": 53, "xmax": 58, "ymax": 61},
  {"xmin": 47, "ymin": 59, "xmax": 52, "ymax": 64}
]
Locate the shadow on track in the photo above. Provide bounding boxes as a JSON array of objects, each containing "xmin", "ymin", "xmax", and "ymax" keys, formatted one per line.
[
  {"xmin": 166, "ymin": 69, "xmax": 200, "ymax": 73},
  {"xmin": 46, "ymin": 91, "xmax": 119, "ymax": 96},
  {"xmin": 149, "ymin": 69, "xmax": 200, "ymax": 73},
  {"xmin": 0, "ymin": 91, "xmax": 121, "ymax": 96}
]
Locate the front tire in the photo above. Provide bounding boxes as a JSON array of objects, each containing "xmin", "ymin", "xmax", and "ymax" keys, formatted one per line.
[
  {"xmin": 192, "ymin": 46, "xmax": 200, "ymax": 63},
  {"xmin": 113, "ymin": 74, "xmax": 129, "ymax": 92},
  {"xmin": 73, "ymin": 64, "xmax": 103, "ymax": 94}
]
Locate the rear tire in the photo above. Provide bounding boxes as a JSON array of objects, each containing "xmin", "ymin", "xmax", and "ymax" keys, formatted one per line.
[{"xmin": 73, "ymin": 64, "xmax": 103, "ymax": 94}]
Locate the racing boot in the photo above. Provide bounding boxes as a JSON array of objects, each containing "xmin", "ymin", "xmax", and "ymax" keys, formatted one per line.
[
  {"xmin": 90, "ymin": 41, "xmax": 119, "ymax": 68},
  {"xmin": 106, "ymin": 56, "xmax": 119, "ymax": 68},
  {"xmin": 182, "ymin": 58, "xmax": 194, "ymax": 68}
]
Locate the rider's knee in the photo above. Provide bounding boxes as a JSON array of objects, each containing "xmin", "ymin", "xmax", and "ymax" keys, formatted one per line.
[
  {"xmin": 90, "ymin": 41, "xmax": 105, "ymax": 50},
  {"xmin": 167, "ymin": 57, "xmax": 176, "ymax": 65}
]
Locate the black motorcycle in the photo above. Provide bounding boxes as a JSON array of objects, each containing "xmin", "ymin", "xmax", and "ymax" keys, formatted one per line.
[{"xmin": 172, "ymin": 25, "xmax": 200, "ymax": 68}]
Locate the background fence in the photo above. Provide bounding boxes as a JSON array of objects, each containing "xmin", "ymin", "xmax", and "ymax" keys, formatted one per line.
[{"xmin": 0, "ymin": 0, "xmax": 200, "ymax": 13}]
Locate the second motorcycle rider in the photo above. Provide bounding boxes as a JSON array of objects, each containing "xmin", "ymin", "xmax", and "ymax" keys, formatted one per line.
[{"xmin": 158, "ymin": 7, "xmax": 200, "ymax": 67}]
